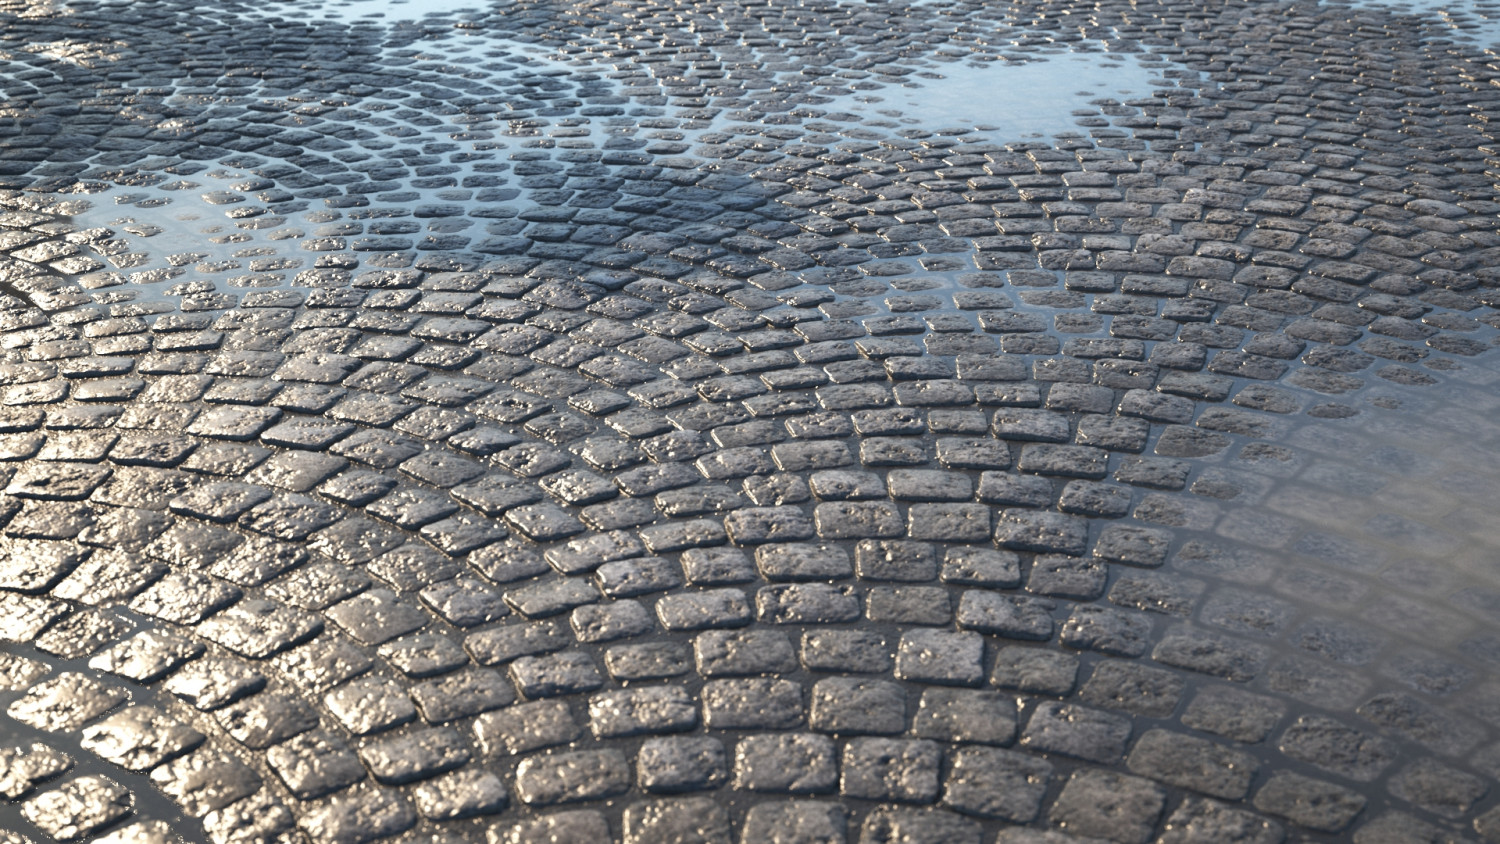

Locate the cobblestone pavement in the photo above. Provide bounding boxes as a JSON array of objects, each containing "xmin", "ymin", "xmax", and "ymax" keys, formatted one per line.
[{"xmin": 2, "ymin": 0, "xmax": 1500, "ymax": 841}]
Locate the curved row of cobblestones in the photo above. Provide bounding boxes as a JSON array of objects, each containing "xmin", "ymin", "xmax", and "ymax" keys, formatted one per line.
[{"xmin": 2, "ymin": 0, "xmax": 1500, "ymax": 842}]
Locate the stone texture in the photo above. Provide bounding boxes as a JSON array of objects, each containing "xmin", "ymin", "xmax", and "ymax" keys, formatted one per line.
[{"xmin": 0, "ymin": 3, "xmax": 1496, "ymax": 841}]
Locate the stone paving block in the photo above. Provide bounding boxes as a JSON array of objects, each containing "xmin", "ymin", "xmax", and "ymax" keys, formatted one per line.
[
  {"xmin": 411, "ymin": 768, "xmax": 508, "ymax": 820},
  {"xmin": 638, "ymin": 735, "xmax": 728, "ymax": 793},
  {"xmin": 359, "ymin": 726, "xmax": 471, "ymax": 785},
  {"xmin": 409, "ymin": 667, "xmax": 515, "ymax": 723},
  {"xmin": 266, "ymin": 730, "xmax": 366, "ymax": 799},
  {"xmin": 1126, "ymin": 729, "xmax": 1257, "ymax": 799},
  {"xmin": 1017, "ymin": 444, "xmax": 1109, "ymax": 479},
  {"xmin": 1179, "ymin": 685, "xmax": 1284, "ymax": 744},
  {"xmin": 907, "ymin": 503, "xmax": 992, "ymax": 542},
  {"xmin": 1021, "ymin": 702, "xmax": 1131, "ymax": 764},
  {"xmin": 324, "ymin": 676, "xmax": 417, "ymax": 736},
  {"xmin": 1060, "ymin": 606, "xmax": 1153, "ymax": 656},
  {"xmin": 196, "ymin": 598, "xmax": 322, "ymax": 659},
  {"xmin": 734, "ymin": 734, "xmax": 838, "ymax": 794},
  {"xmin": 1048, "ymin": 769, "xmax": 1166, "ymax": 844},
  {"xmin": 589, "ymin": 686, "xmax": 698, "ymax": 737},
  {"xmin": 703, "ymin": 678, "xmax": 803, "ymax": 730},
  {"xmin": 756, "ymin": 583, "xmax": 861, "ymax": 624},
  {"xmin": 571, "ymin": 599, "xmax": 653, "ymax": 643},
  {"xmin": 1278, "ymin": 715, "xmax": 1396, "ymax": 782},
  {"xmin": 886, "ymin": 469, "xmax": 972, "ymax": 501},
  {"xmin": 1152, "ymin": 627, "xmax": 1268, "ymax": 682},
  {"xmin": 1079, "ymin": 661, "xmax": 1185, "ymax": 718},
  {"xmin": 1356, "ymin": 691, "xmax": 1484, "ymax": 757},
  {"xmin": 8, "ymin": 672, "xmax": 128, "ymax": 732},
  {"xmin": 771, "ymin": 440, "xmax": 855, "ymax": 472},
  {"xmin": 129, "ymin": 571, "xmax": 243, "ymax": 627},
  {"xmin": 88, "ymin": 629, "xmax": 203, "ymax": 684},
  {"xmin": 21, "ymin": 776, "xmax": 133, "ymax": 841},
  {"xmin": 1387, "ymin": 758, "xmax": 1488, "ymax": 819},
  {"xmin": 992, "ymin": 409, "xmax": 1071, "ymax": 443},
  {"xmin": 149, "ymin": 747, "xmax": 261, "ymax": 818},
  {"xmin": 895, "ymin": 629, "xmax": 984, "ymax": 687},
  {"xmin": 911, "ymin": 687, "xmax": 1017, "ymax": 747},
  {"xmin": 505, "ymin": 502, "xmax": 587, "ymax": 542},
  {"xmin": 940, "ymin": 547, "xmax": 1021, "ymax": 587},
  {"xmin": 510, "ymin": 651, "xmax": 604, "ymax": 699},
  {"xmin": 977, "ymin": 472, "xmax": 1054, "ymax": 508},
  {"xmin": 679, "ymin": 547, "xmax": 756, "ymax": 585},
  {"xmin": 271, "ymin": 634, "xmax": 376, "ymax": 696},
  {"xmin": 1252, "ymin": 772, "xmax": 1366, "ymax": 833},
  {"xmin": 858, "ymin": 808, "xmax": 982, "ymax": 844},
  {"xmin": 743, "ymin": 473, "xmax": 813, "ymax": 507},
  {"xmin": 475, "ymin": 700, "xmax": 581, "ymax": 756},
  {"xmin": 810, "ymin": 678, "xmax": 906, "ymax": 735},
  {"xmin": 1027, "ymin": 554, "xmax": 1107, "ymax": 600},
  {"xmin": 5, "ymin": 462, "xmax": 111, "ymax": 503},
  {"xmin": 740, "ymin": 802, "xmax": 848, "ymax": 844},
  {"xmin": 90, "ymin": 821, "xmax": 181, "ymax": 844},
  {"xmin": 1074, "ymin": 415, "xmax": 1149, "ymax": 453},
  {"xmin": 419, "ymin": 575, "xmax": 509, "ymax": 628},
  {"xmin": 840, "ymin": 738, "xmax": 942, "ymax": 803},
  {"xmin": 200, "ymin": 789, "xmax": 296, "ymax": 844},
  {"xmin": 755, "ymin": 542, "xmax": 853, "ymax": 581},
  {"xmin": 215, "ymin": 692, "xmax": 319, "ymax": 751},
  {"xmin": 582, "ymin": 552, "xmax": 672, "ymax": 597},
  {"xmin": 864, "ymin": 585, "xmax": 952, "ymax": 626},
  {"xmin": 1156, "ymin": 796, "xmax": 1282, "ymax": 844},
  {"xmin": 1057, "ymin": 480, "xmax": 1131, "ymax": 518},
  {"xmin": 1108, "ymin": 571, "xmax": 1201, "ymax": 617},
  {"xmin": 623, "ymin": 797, "xmax": 732, "ymax": 844},
  {"xmin": 0, "ymin": 653, "xmax": 48, "ymax": 693},
  {"xmin": 295, "ymin": 783, "xmax": 416, "ymax": 844},
  {"xmin": 935, "ymin": 437, "xmax": 1010, "ymax": 469},
  {"xmin": 656, "ymin": 589, "xmax": 753, "ymax": 631},
  {"xmin": 694, "ymin": 628, "xmax": 798, "ymax": 677},
  {"xmin": 725, "ymin": 505, "xmax": 816, "ymax": 544},
  {"xmin": 0, "ymin": 743, "xmax": 72, "ymax": 800},
  {"xmin": 515, "ymin": 749, "xmax": 631, "ymax": 805},
  {"xmin": 504, "ymin": 579, "xmax": 599, "ymax": 620},
  {"xmin": 941, "ymin": 746, "xmax": 1052, "ymax": 821},
  {"xmin": 994, "ymin": 509, "xmax": 1089, "ymax": 555},
  {"xmin": 79, "ymin": 705, "xmax": 204, "ymax": 771},
  {"xmin": 957, "ymin": 591, "xmax": 1055, "ymax": 641},
  {"xmin": 812, "ymin": 500, "xmax": 903, "ymax": 539},
  {"xmin": 498, "ymin": 811, "xmax": 612, "ymax": 844},
  {"xmin": 325, "ymin": 588, "xmax": 427, "ymax": 646},
  {"xmin": 852, "ymin": 539, "xmax": 936, "ymax": 582},
  {"xmin": 809, "ymin": 469, "xmax": 886, "ymax": 500},
  {"xmin": 800, "ymin": 629, "xmax": 892, "ymax": 675}
]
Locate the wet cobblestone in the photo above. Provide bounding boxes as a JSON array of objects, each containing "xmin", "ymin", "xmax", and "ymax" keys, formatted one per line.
[{"xmin": 1, "ymin": 0, "xmax": 1500, "ymax": 840}]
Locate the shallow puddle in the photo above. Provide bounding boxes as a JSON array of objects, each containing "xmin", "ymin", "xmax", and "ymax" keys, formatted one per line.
[
  {"xmin": 822, "ymin": 52, "xmax": 1170, "ymax": 141},
  {"xmin": 1333, "ymin": 0, "xmax": 1500, "ymax": 47},
  {"xmin": 1135, "ymin": 353, "xmax": 1500, "ymax": 806}
]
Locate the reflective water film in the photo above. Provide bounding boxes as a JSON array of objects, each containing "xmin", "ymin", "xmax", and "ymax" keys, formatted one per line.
[{"xmin": 826, "ymin": 53, "xmax": 1171, "ymax": 140}]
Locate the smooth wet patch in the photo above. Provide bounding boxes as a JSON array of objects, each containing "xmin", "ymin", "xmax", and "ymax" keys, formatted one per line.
[
  {"xmin": 822, "ymin": 52, "xmax": 1171, "ymax": 140},
  {"xmin": 1150, "ymin": 356, "xmax": 1500, "ymax": 785},
  {"xmin": 240, "ymin": 0, "xmax": 491, "ymax": 23},
  {"xmin": 1333, "ymin": 0, "xmax": 1500, "ymax": 47}
]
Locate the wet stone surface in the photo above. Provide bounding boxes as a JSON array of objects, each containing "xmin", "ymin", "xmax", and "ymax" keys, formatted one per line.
[{"xmin": 2, "ymin": 0, "xmax": 1500, "ymax": 841}]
